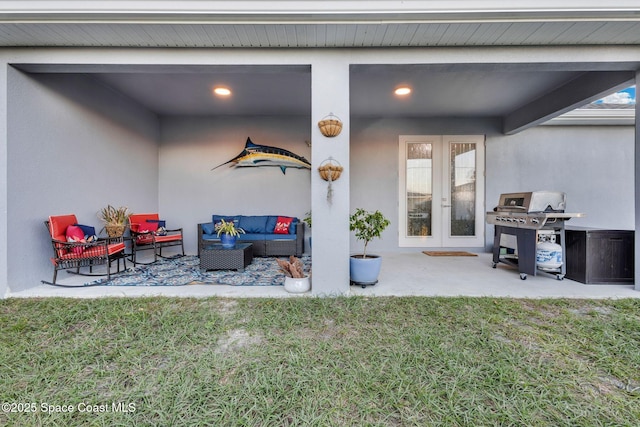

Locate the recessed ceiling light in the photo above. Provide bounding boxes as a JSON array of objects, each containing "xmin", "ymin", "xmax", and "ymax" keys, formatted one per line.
[
  {"xmin": 213, "ymin": 87, "xmax": 232, "ymax": 96},
  {"xmin": 395, "ymin": 86, "xmax": 411, "ymax": 96}
]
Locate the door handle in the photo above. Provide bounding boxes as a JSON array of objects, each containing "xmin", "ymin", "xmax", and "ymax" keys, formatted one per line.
[{"xmin": 442, "ymin": 204, "xmax": 452, "ymax": 207}]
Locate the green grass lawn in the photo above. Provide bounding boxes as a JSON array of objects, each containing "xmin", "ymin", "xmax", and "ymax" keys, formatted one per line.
[{"xmin": 1, "ymin": 296, "xmax": 639, "ymax": 426}]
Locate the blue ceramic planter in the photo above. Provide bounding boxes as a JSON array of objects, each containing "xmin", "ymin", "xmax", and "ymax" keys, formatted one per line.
[
  {"xmin": 220, "ymin": 234, "xmax": 237, "ymax": 248},
  {"xmin": 349, "ymin": 255, "xmax": 382, "ymax": 285}
]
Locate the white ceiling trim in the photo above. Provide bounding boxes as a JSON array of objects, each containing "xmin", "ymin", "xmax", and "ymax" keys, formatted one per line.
[
  {"xmin": 2, "ymin": 1, "xmax": 640, "ymax": 24},
  {"xmin": 544, "ymin": 108, "xmax": 635, "ymax": 125}
]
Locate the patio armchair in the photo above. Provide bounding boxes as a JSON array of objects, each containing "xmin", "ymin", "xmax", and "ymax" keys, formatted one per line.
[
  {"xmin": 129, "ymin": 213, "xmax": 184, "ymax": 264},
  {"xmin": 44, "ymin": 214, "xmax": 126, "ymax": 285}
]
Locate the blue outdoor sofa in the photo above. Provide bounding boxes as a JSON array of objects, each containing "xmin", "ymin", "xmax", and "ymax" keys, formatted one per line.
[{"xmin": 198, "ymin": 214, "xmax": 305, "ymax": 257}]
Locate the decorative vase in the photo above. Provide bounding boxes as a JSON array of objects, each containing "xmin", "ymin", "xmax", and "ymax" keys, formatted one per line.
[
  {"xmin": 105, "ymin": 224, "xmax": 125, "ymax": 238},
  {"xmin": 284, "ymin": 276, "xmax": 311, "ymax": 293},
  {"xmin": 350, "ymin": 255, "xmax": 382, "ymax": 285},
  {"xmin": 220, "ymin": 233, "xmax": 237, "ymax": 248}
]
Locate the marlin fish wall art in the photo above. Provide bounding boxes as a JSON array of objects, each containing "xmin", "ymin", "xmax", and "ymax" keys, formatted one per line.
[{"xmin": 211, "ymin": 137, "xmax": 311, "ymax": 174}]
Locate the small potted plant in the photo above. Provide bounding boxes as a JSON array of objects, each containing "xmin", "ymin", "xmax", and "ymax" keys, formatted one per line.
[
  {"xmin": 277, "ymin": 256, "xmax": 310, "ymax": 293},
  {"xmin": 303, "ymin": 211, "xmax": 312, "ymax": 249},
  {"xmin": 303, "ymin": 211, "xmax": 312, "ymax": 229},
  {"xmin": 215, "ymin": 219, "xmax": 245, "ymax": 248},
  {"xmin": 98, "ymin": 205, "xmax": 130, "ymax": 237},
  {"xmin": 349, "ymin": 208, "xmax": 390, "ymax": 287}
]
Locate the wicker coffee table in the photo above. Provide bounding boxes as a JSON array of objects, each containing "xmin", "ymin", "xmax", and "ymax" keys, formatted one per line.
[{"xmin": 200, "ymin": 243, "xmax": 253, "ymax": 272}]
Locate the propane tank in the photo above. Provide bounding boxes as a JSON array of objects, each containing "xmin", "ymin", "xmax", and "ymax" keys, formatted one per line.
[{"xmin": 536, "ymin": 235, "xmax": 563, "ymax": 269}]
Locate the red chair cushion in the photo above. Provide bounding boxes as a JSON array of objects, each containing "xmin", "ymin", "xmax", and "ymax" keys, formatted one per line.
[
  {"xmin": 107, "ymin": 242, "xmax": 126, "ymax": 255},
  {"xmin": 49, "ymin": 214, "xmax": 79, "ymax": 241},
  {"xmin": 154, "ymin": 234, "xmax": 182, "ymax": 243},
  {"xmin": 129, "ymin": 213, "xmax": 160, "ymax": 231},
  {"xmin": 57, "ymin": 241, "xmax": 125, "ymax": 261},
  {"xmin": 130, "ymin": 214, "xmax": 160, "ymax": 244}
]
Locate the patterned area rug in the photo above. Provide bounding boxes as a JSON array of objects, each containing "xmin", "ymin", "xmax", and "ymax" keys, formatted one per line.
[{"xmin": 87, "ymin": 255, "xmax": 311, "ymax": 287}]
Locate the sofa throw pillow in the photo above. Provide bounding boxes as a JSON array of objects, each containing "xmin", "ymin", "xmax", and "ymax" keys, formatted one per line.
[
  {"xmin": 213, "ymin": 216, "xmax": 240, "ymax": 229},
  {"xmin": 66, "ymin": 225, "xmax": 87, "ymax": 255},
  {"xmin": 146, "ymin": 219, "xmax": 166, "ymax": 228},
  {"xmin": 239, "ymin": 216, "xmax": 268, "ymax": 234},
  {"xmin": 266, "ymin": 216, "xmax": 278, "ymax": 233},
  {"xmin": 202, "ymin": 222, "xmax": 215, "ymax": 235},
  {"xmin": 274, "ymin": 216, "xmax": 293, "ymax": 234},
  {"xmin": 74, "ymin": 223, "xmax": 96, "ymax": 238}
]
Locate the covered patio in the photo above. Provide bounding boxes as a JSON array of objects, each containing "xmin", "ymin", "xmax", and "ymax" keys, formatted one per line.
[
  {"xmin": 1, "ymin": 2, "xmax": 639, "ymax": 297},
  {"xmin": 10, "ymin": 251, "xmax": 639, "ymax": 299}
]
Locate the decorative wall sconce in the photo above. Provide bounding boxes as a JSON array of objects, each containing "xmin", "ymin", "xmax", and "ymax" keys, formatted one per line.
[
  {"xmin": 318, "ymin": 157, "xmax": 343, "ymax": 204},
  {"xmin": 317, "ymin": 113, "xmax": 343, "ymax": 137}
]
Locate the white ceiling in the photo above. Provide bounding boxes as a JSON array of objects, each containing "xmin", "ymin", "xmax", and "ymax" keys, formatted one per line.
[
  {"xmin": 85, "ymin": 65, "xmax": 589, "ymax": 118},
  {"xmin": 54, "ymin": 63, "xmax": 628, "ymax": 124},
  {"xmin": 93, "ymin": 66, "xmax": 312, "ymax": 116}
]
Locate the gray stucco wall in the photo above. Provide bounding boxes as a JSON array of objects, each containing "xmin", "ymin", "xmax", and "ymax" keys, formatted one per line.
[
  {"xmin": 4, "ymin": 70, "xmax": 634, "ymax": 291},
  {"xmin": 350, "ymin": 117, "xmax": 635, "ymax": 253},
  {"xmin": 8, "ymin": 70, "xmax": 160, "ymax": 291},
  {"xmin": 159, "ymin": 115, "xmax": 312, "ymax": 255},
  {"xmin": 487, "ymin": 125, "xmax": 634, "ymax": 231}
]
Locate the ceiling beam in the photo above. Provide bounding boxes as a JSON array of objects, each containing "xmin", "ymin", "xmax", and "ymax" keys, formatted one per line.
[{"xmin": 502, "ymin": 71, "xmax": 636, "ymax": 135}]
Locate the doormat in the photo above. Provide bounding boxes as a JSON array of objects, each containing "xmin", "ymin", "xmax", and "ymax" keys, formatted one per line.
[{"xmin": 422, "ymin": 251, "xmax": 478, "ymax": 257}]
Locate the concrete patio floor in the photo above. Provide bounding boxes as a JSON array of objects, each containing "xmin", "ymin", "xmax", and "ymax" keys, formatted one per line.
[{"xmin": 10, "ymin": 251, "xmax": 639, "ymax": 299}]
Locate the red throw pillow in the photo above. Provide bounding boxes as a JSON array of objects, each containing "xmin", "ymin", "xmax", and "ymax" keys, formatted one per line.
[
  {"xmin": 274, "ymin": 216, "xmax": 293, "ymax": 234},
  {"xmin": 66, "ymin": 225, "xmax": 87, "ymax": 255},
  {"xmin": 138, "ymin": 221, "xmax": 159, "ymax": 233}
]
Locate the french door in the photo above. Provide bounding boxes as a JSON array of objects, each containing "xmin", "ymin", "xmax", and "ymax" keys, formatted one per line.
[{"xmin": 399, "ymin": 135, "xmax": 485, "ymax": 247}]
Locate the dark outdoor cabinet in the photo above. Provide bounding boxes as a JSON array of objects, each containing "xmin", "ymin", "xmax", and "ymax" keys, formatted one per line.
[{"xmin": 565, "ymin": 227, "xmax": 634, "ymax": 284}]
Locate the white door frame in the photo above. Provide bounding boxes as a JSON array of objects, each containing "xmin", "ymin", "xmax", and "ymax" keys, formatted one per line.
[{"xmin": 399, "ymin": 135, "xmax": 485, "ymax": 248}]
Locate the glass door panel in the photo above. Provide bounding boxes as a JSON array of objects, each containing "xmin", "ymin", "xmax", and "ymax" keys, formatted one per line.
[
  {"xmin": 442, "ymin": 135, "xmax": 485, "ymax": 247},
  {"xmin": 406, "ymin": 142, "xmax": 432, "ymax": 237},
  {"xmin": 449, "ymin": 142, "xmax": 476, "ymax": 237}
]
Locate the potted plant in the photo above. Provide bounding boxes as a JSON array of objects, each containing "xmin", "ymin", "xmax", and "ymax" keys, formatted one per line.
[
  {"xmin": 215, "ymin": 219, "xmax": 245, "ymax": 248},
  {"xmin": 349, "ymin": 208, "xmax": 390, "ymax": 286},
  {"xmin": 98, "ymin": 205, "xmax": 130, "ymax": 237},
  {"xmin": 277, "ymin": 256, "xmax": 310, "ymax": 293},
  {"xmin": 303, "ymin": 211, "xmax": 312, "ymax": 249}
]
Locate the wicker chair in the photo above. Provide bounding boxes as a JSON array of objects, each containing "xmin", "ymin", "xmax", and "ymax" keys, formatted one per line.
[
  {"xmin": 44, "ymin": 214, "xmax": 126, "ymax": 285},
  {"xmin": 129, "ymin": 213, "xmax": 184, "ymax": 264}
]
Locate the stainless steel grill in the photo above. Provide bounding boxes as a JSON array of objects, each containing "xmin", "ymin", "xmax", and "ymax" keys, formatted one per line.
[
  {"xmin": 487, "ymin": 191, "xmax": 584, "ymax": 280},
  {"xmin": 486, "ymin": 191, "xmax": 580, "ymax": 230}
]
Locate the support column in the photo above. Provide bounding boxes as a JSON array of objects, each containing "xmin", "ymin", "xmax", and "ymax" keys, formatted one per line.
[
  {"xmin": 310, "ymin": 56, "xmax": 350, "ymax": 295},
  {"xmin": 634, "ymin": 72, "xmax": 640, "ymax": 291},
  {"xmin": 0, "ymin": 62, "xmax": 8, "ymax": 297}
]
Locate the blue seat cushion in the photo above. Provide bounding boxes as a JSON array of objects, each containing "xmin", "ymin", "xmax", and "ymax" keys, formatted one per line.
[
  {"xmin": 263, "ymin": 234, "xmax": 296, "ymax": 241},
  {"xmin": 238, "ymin": 233, "xmax": 266, "ymax": 241}
]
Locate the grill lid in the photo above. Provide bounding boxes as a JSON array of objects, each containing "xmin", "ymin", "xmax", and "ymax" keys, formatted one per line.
[{"xmin": 493, "ymin": 191, "xmax": 566, "ymax": 213}]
